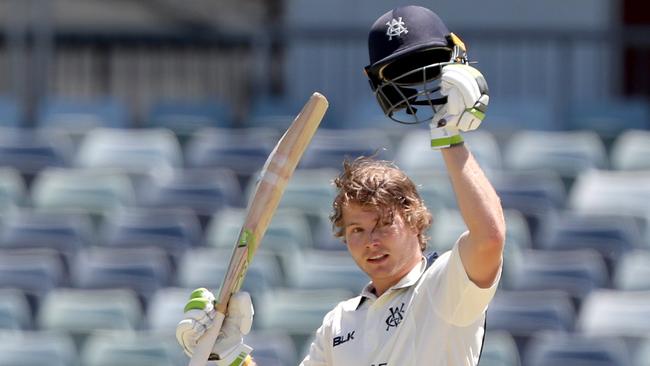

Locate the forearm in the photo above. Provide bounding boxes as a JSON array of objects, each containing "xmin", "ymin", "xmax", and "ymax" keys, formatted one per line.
[
  {"xmin": 441, "ymin": 143, "xmax": 505, "ymax": 249},
  {"xmin": 438, "ymin": 143, "xmax": 505, "ymax": 287}
]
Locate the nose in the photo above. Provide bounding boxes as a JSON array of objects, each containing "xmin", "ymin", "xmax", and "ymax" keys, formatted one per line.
[{"xmin": 366, "ymin": 227, "xmax": 382, "ymax": 247}]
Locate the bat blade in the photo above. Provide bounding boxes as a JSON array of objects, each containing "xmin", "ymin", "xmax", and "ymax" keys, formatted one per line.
[{"xmin": 189, "ymin": 92, "xmax": 328, "ymax": 366}]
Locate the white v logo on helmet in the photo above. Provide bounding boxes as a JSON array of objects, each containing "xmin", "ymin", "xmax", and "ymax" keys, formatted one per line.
[{"xmin": 386, "ymin": 17, "xmax": 408, "ymax": 40}]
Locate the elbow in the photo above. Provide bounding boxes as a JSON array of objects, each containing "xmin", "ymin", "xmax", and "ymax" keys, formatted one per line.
[
  {"xmin": 478, "ymin": 218, "xmax": 506, "ymax": 253},
  {"xmin": 466, "ymin": 222, "xmax": 506, "ymax": 256},
  {"xmin": 486, "ymin": 199, "xmax": 507, "ymax": 250},
  {"xmin": 486, "ymin": 226, "xmax": 506, "ymax": 250}
]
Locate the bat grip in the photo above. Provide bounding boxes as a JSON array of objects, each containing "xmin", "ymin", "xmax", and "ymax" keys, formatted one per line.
[{"xmin": 188, "ymin": 310, "xmax": 226, "ymax": 366}]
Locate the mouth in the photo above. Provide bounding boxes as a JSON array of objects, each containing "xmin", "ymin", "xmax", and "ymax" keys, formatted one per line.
[{"xmin": 367, "ymin": 254, "xmax": 389, "ymax": 263}]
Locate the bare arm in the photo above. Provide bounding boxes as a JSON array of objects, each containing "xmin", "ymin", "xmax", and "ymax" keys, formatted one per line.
[{"xmin": 441, "ymin": 143, "xmax": 505, "ymax": 288}]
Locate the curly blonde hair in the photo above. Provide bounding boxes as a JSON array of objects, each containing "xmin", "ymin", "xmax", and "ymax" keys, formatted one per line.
[{"xmin": 330, "ymin": 156, "xmax": 432, "ymax": 251}]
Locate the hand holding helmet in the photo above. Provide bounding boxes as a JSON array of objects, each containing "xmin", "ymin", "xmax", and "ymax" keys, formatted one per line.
[{"xmin": 430, "ymin": 64, "xmax": 489, "ymax": 149}]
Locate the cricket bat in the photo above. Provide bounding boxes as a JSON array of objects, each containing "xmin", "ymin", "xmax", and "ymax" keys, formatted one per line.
[{"xmin": 189, "ymin": 92, "xmax": 329, "ymax": 366}]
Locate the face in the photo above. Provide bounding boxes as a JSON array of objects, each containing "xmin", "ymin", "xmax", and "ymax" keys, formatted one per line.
[{"xmin": 342, "ymin": 202, "xmax": 422, "ymax": 295}]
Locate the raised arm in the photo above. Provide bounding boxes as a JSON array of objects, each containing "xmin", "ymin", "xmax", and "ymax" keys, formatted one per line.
[
  {"xmin": 429, "ymin": 63, "xmax": 505, "ymax": 288},
  {"xmin": 441, "ymin": 144, "xmax": 505, "ymax": 288}
]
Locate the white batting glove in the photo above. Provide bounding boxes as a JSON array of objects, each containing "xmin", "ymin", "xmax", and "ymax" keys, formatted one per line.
[
  {"xmin": 176, "ymin": 288, "xmax": 254, "ymax": 366},
  {"xmin": 430, "ymin": 64, "xmax": 489, "ymax": 149}
]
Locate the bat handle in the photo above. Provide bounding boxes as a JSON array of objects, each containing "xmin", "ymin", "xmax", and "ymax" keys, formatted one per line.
[{"xmin": 188, "ymin": 310, "xmax": 226, "ymax": 366}]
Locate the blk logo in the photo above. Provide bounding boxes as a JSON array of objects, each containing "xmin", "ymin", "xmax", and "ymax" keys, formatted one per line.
[
  {"xmin": 386, "ymin": 17, "xmax": 408, "ymax": 40},
  {"xmin": 333, "ymin": 331, "xmax": 355, "ymax": 347},
  {"xmin": 385, "ymin": 303, "xmax": 405, "ymax": 331}
]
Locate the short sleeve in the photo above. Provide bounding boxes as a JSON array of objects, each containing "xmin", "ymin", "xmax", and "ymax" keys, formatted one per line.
[{"xmin": 425, "ymin": 239, "xmax": 501, "ymax": 326}]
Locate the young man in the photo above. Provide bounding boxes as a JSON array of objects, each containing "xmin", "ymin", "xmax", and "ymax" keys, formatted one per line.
[{"xmin": 176, "ymin": 5, "xmax": 505, "ymax": 366}]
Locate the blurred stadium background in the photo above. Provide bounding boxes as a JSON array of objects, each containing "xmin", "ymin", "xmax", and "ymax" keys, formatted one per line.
[{"xmin": 0, "ymin": 0, "xmax": 648, "ymax": 365}]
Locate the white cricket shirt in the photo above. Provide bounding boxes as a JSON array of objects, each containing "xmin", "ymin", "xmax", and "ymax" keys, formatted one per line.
[{"xmin": 300, "ymin": 240, "xmax": 501, "ymax": 366}]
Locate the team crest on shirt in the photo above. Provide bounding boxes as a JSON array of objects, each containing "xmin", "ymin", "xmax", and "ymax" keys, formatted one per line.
[
  {"xmin": 386, "ymin": 17, "xmax": 408, "ymax": 40},
  {"xmin": 385, "ymin": 302, "xmax": 405, "ymax": 331}
]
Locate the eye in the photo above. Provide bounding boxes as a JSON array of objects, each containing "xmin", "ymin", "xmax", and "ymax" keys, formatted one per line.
[{"xmin": 348, "ymin": 226, "xmax": 364, "ymax": 235}]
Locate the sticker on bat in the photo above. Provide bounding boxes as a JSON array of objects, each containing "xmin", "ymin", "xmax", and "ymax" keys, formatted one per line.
[{"xmin": 238, "ymin": 229, "xmax": 254, "ymax": 248}]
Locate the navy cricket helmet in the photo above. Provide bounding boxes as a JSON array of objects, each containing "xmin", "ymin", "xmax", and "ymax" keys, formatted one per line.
[{"xmin": 364, "ymin": 5, "xmax": 468, "ymax": 124}]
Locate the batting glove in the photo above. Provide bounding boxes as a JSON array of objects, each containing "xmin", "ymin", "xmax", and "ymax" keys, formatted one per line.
[
  {"xmin": 176, "ymin": 288, "xmax": 254, "ymax": 366},
  {"xmin": 430, "ymin": 64, "xmax": 489, "ymax": 149}
]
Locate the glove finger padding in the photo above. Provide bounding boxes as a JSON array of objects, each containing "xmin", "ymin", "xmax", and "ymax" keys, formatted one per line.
[
  {"xmin": 435, "ymin": 64, "xmax": 489, "ymax": 132},
  {"xmin": 176, "ymin": 289, "xmax": 255, "ymax": 366},
  {"xmin": 176, "ymin": 288, "xmax": 217, "ymax": 358}
]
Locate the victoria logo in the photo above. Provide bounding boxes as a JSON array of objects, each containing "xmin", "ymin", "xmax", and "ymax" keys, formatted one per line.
[
  {"xmin": 386, "ymin": 17, "xmax": 408, "ymax": 40},
  {"xmin": 385, "ymin": 303, "xmax": 405, "ymax": 331}
]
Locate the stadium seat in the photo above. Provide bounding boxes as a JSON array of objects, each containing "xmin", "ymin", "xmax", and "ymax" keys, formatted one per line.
[
  {"xmin": 282, "ymin": 249, "xmax": 368, "ymax": 293},
  {"xmin": 428, "ymin": 208, "xmax": 467, "ymax": 253},
  {"xmin": 0, "ymin": 330, "xmax": 78, "ymax": 366},
  {"xmin": 0, "ymin": 288, "xmax": 31, "ymax": 330},
  {"xmin": 75, "ymin": 127, "xmax": 183, "ymax": 184},
  {"xmin": 578, "ymin": 290, "xmax": 650, "ymax": 338},
  {"xmin": 81, "ymin": 330, "xmax": 180, "ymax": 366},
  {"xmin": 37, "ymin": 288, "xmax": 142, "ymax": 344},
  {"xmin": 524, "ymin": 331, "xmax": 632, "ymax": 366},
  {"xmin": 31, "ymin": 167, "xmax": 136, "ymax": 218},
  {"xmin": 479, "ymin": 330, "xmax": 521, "ymax": 366},
  {"xmin": 311, "ymin": 209, "xmax": 352, "ymax": 251},
  {"xmin": 185, "ymin": 127, "xmax": 280, "ymax": 183},
  {"xmin": 567, "ymin": 98, "xmax": 650, "ymax": 141},
  {"xmin": 37, "ymin": 97, "xmax": 130, "ymax": 131},
  {"xmin": 299, "ymin": 128, "xmax": 393, "ymax": 169},
  {"xmin": 634, "ymin": 336, "xmax": 650, "ymax": 366},
  {"xmin": 429, "ymin": 209, "xmax": 531, "ymax": 252},
  {"xmin": 569, "ymin": 169, "xmax": 650, "ymax": 219},
  {"xmin": 337, "ymin": 96, "xmax": 408, "ymax": 148},
  {"xmin": 146, "ymin": 98, "xmax": 234, "ymax": 136},
  {"xmin": 0, "ymin": 95, "xmax": 21, "ymax": 127},
  {"xmin": 256, "ymin": 288, "xmax": 354, "ymax": 352},
  {"xmin": 246, "ymin": 94, "xmax": 301, "ymax": 130},
  {"xmin": 501, "ymin": 210, "xmax": 533, "ymax": 250},
  {"xmin": 490, "ymin": 169, "xmax": 566, "ymax": 242},
  {"xmin": 0, "ymin": 167, "xmax": 28, "ymax": 213},
  {"xmin": 537, "ymin": 212, "xmax": 643, "ymax": 269},
  {"xmin": 137, "ymin": 168, "xmax": 242, "ymax": 223},
  {"xmin": 395, "ymin": 129, "xmax": 502, "ymax": 175},
  {"xmin": 0, "ymin": 209, "xmax": 94, "ymax": 268},
  {"xmin": 176, "ymin": 248, "xmax": 283, "ymax": 296},
  {"xmin": 145, "ymin": 287, "xmax": 189, "ymax": 336},
  {"xmin": 0, "ymin": 127, "xmax": 74, "ymax": 180},
  {"xmin": 610, "ymin": 129, "xmax": 650, "ymax": 171},
  {"xmin": 206, "ymin": 207, "xmax": 312, "ymax": 251},
  {"xmin": 487, "ymin": 290, "xmax": 575, "ymax": 353},
  {"xmin": 509, "ymin": 249, "xmax": 608, "ymax": 305},
  {"xmin": 613, "ymin": 250, "xmax": 650, "ymax": 291},
  {"xmin": 71, "ymin": 247, "xmax": 171, "ymax": 301},
  {"xmin": 247, "ymin": 330, "xmax": 300, "ymax": 366},
  {"xmin": 407, "ymin": 170, "xmax": 457, "ymax": 211},
  {"xmin": 99, "ymin": 207, "xmax": 201, "ymax": 266},
  {"xmin": 272, "ymin": 168, "xmax": 338, "ymax": 217},
  {"xmin": 427, "ymin": 208, "xmax": 525, "ymax": 289},
  {"xmin": 0, "ymin": 248, "xmax": 66, "ymax": 313},
  {"xmin": 504, "ymin": 130, "xmax": 608, "ymax": 182},
  {"xmin": 482, "ymin": 97, "xmax": 558, "ymax": 138}
]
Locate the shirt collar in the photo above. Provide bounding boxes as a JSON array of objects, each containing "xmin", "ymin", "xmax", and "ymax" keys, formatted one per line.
[{"xmin": 355, "ymin": 255, "xmax": 428, "ymax": 309}]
